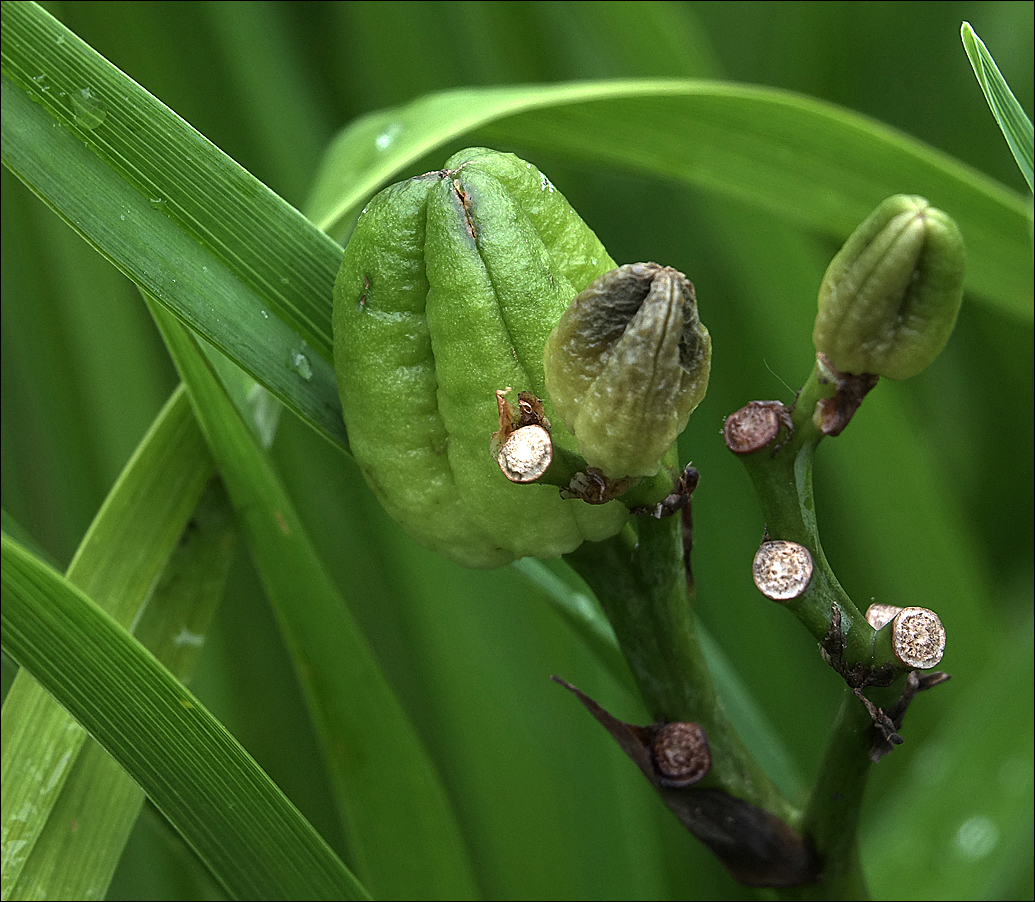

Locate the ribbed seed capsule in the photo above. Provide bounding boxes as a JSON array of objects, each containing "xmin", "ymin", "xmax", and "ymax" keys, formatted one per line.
[
  {"xmin": 544, "ymin": 263, "xmax": 711, "ymax": 477},
  {"xmin": 333, "ymin": 148, "xmax": 628, "ymax": 568},
  {"xmin": 812, "ymin": 195, "xmax": 965, "ymax": 381}
]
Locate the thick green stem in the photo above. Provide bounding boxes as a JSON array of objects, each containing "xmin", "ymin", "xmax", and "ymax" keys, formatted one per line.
[
  {"xmin": 778, "ymin": 687, "xmax": 885, "ymax": 901},
  {"xmin": 565, "ymin": 515, "xmax": 794, "ymax": 823}
]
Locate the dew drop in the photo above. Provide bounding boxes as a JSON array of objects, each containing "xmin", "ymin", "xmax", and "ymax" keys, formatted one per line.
[
  {"xmin": 72, "ymin": 87, "xmax": 106, "ymax": 129},
  {"xmin": 374, "ymin": 122, "xmax": 402, "ymax": 150},
  {"xmin": 173, "ymin": 627, "xmax": 205, "ymax": 648},
  {"xmin": 954, "ymin": 815, "xmax": 999, "ymax": 860},
  {"xmin": 289, "ymin": 349, "xmax": 313, "ymax": 381}
]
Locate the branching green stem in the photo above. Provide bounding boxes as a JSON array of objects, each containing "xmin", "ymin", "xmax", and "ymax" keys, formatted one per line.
[
  {"xmin": 567, "ymin": 358, "xmax": 935, "ymax": 894},
  {"xmin": 736, "ymin": 366, "xmax": 875, "ymax": 668},
  {"xmin": 726, "ymin": 360, "xmax": 934, "ymax": 898}
]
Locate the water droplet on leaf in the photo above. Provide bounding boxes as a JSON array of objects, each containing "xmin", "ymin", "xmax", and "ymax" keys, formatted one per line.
[
  {"xmin": 72, "ymin": 87, "xmax": 106, "ymax": 129},
  {"xmin": 375, "ymin": 122, "xmax": 402, "ymax": 150},
  {"xmin": 289, "ymin": 349, "xmax": 312, "ymax": 381},
  {"xmin": 954, "ymin": 815, "xmax": 999, "ymax": 859}
]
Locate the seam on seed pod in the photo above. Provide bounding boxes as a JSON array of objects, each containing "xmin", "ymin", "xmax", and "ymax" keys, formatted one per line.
[{"xmin": 451, "ymin": 179, "xmax": 477, "ymax": 239}]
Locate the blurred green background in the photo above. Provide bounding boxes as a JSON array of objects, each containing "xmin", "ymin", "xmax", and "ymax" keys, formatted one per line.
[{"xmin": 2, "ymin": 2, "xmax": 1032, "ymax": 899}]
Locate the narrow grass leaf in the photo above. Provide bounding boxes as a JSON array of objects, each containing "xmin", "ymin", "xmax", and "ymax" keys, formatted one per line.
[
  {"xmin": 510, "ymin": 558, "xmax": 632, "ymax": 687},
  {"xmin": 11, "ymin": 480, "xmax": 238, "ymax": 901},
  {"xmin": 1, "ymin": 386, "xmax": 213, "ymax": 898},
  {"xmin": 0, "ymin": 1, "xmax": 347, "ymax": 450},
  {"xmin": 309, "ymin": 81, "xmax": 1031, "ymax": 321},
  {"xmin": 151, "ymin": 302, "xmax": 479, "ymax": 900},
  {"xmin": 961, "ymin": 22, "xmax": 1034, "ymax": 193},
  {"xmin": 1, "ymin": 534, "xmax": 366, "ymax": 901}
]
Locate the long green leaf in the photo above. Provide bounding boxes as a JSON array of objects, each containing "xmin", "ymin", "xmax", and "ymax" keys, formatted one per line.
[
  {"xmin": 150, "ymin": 303, "xmax": 478, "ymax": 900},
  {"xmin": 1, "ymin": 534, "xmax": 366, "ymax": 901},
  {"xmin": 0, "ymin": 1, "xmax": 347, "ymax": 451},
  {"xmin": 10, "ymin": 480, "xmax": 237, "ymax": 900},
  {"xmin": 308, "ymin": 81, "xmax": 1032, "ymax": 321},
  {"xmin": 961, "ymin": 21, "xmax": 1034, "ymax": 193},
  {"xmin": 1, "ymin": 386, "xmax": 214, "ymax": 898}
]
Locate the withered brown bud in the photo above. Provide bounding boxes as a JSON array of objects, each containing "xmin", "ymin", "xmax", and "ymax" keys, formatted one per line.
[{"xmin": 544, "ymin": 263, "xmax": 711, "ymax": 477}]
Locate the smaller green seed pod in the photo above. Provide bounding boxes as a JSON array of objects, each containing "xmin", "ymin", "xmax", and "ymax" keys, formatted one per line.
[
  {"xmin": 544, "ymin": 263, "xmax": 711, "ymax": 478},
  {"xmin": 812, "ymin": 195, "xmax": 965, "ymax": 381}
]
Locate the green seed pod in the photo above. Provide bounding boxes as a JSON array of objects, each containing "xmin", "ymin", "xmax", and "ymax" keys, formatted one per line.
[
  {"xmin": 333, "ymin": 147, "xmax": 628, "ymax": 568},
  {"xmin": 812, "ymin": 195, "xmax": 965, "ymax": 380},
  {"xmin": 543, "ymin": 263, "xmax": 711, "ymax": 478}
]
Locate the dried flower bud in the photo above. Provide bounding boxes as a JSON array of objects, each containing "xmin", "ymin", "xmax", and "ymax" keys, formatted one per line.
[
  {"xmin": 544, "ymin": 263, "xmax": 711, "ymax": 477},
  {"xmin": 812, "ymin": 195, "xmax": 965, "ymax": 380}
]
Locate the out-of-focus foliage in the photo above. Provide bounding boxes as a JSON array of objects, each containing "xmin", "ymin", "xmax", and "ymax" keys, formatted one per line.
[{"xmin": 3, "ymin": 3, "xmax": 1031, "ymax": 900}]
